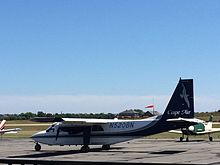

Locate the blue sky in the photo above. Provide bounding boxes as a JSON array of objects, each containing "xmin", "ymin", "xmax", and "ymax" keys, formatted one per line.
[{"xmin": 0, "ymin": 1, "xmax": 220, "ymax": 114}]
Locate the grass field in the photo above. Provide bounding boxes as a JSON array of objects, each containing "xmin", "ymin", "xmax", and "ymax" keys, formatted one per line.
[
  {"xmin": 4, "ymin": 120, "xmax": 50, "ymax": 138},
  {"xmin": 3, "ymin": 120, "xmax": 220, "ymax": 140}
]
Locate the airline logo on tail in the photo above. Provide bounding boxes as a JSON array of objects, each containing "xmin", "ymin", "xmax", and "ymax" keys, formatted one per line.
[{"xmin": 180, "ymin": 83, "xmax": 190, "ymax": 108}]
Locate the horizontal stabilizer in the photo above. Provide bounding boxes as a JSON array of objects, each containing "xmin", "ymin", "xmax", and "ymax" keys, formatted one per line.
[
  {"xmin": 168, "ymin": 130, "xmax": 182, "ymax": 134},
  {"xmin": 166, "ymin": 118, "xmax": 202, "ymax": 125}
]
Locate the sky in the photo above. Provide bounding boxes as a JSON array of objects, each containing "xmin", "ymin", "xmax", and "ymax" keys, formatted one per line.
[{"xmin": 0, "ymin": 0, "xmax": 220, "ymax": 114}]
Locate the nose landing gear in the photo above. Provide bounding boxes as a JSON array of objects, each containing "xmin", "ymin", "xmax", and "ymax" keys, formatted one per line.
[{"xmin": 35, "ymin": 143, "xmax": 41, "ymax": 151}]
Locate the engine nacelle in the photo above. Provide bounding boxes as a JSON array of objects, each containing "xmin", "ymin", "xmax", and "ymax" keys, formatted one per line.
[{"xmin": 188, "ymin": 125, "xmax": 194, "ymax": 131}]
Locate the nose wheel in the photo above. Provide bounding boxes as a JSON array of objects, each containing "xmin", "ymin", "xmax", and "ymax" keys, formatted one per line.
[{"xmin": 35, "ymin": 143, "xmax": 41, "ymax": 151}]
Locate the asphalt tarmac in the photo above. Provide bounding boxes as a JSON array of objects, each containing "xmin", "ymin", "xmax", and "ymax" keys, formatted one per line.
[{"xmin": 0, "ymin": 138, "xmax": 220, "ymax": 164}]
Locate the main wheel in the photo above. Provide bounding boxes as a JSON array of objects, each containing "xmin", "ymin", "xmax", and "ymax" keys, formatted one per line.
[
  {"xmin": 209, "ymin": 137, "xmax": 213, "ymax": 141},
  {"xmin": 186, "ymin": 137, "xmax": 189, "ymax": 142},
  {"xmin": 102, "ymin": 144, "xmax": 110, "ymax": 150},
  {"xmin": 180, "ymin": 137, "xmax": 183, "ymax": 142},
  {"xmin": 35, "ymin": 143, "xmax": 41, "ymax": 151},
  {"xmin": 81, "ymin": 145, "xmax": 90, "ymax": 152}
]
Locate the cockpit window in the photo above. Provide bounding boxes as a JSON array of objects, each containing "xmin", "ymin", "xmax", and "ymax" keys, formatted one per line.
[{"xmin": 46, "ymin": 124, "xmax": 56, "ymax": 132}]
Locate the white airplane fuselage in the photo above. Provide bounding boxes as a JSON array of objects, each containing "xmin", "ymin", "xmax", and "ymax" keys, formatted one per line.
[{"xmin": 32, "ymin": 117, "xmax": 160, "ymax": 145}]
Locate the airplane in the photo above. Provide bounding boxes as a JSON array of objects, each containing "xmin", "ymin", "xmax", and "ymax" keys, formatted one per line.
[
  {"xmin": 31, "ymin": 78, "xmax": 198, "ymax": 152},
  {"xmin": 169, "ymin": 115, "xmax": 220, "ymax": 142},
  {"xmin": 0, "ymin": 120, "xmax": 21, "ymax": 136}
]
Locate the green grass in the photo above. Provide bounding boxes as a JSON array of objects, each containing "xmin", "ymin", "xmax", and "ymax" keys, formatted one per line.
[
  {"xmin": 6, "ymin": 120, "xmax": 49, "ymax": 124},
  {"xmin": 4, "ymin": 121, "xmax": 49, "ymax": 138}
]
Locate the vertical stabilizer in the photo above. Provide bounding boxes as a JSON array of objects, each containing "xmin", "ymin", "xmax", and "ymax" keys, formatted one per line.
[
  {"xmin": 207, "ymin": 115, "xmax": 213, "ymax": 130},
  {"xmin": 162, "ymin": 79, "xmax": 194, "ymax": 120},
  {"xmin": 0, "ymin": 120, "xmax": 6, "ymax": 130}
]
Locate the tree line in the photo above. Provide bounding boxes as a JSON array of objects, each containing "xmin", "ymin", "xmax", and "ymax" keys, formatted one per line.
[
  {"xmin": 0, "ymin": 111, "xmax": 116, "ymax": 120},
  {"xmin": 1, "ymin": 110, "xmax": 220, "ymax": 121}
]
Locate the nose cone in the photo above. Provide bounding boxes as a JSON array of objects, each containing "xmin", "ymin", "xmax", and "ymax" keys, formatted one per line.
[
  {"xmin": 31, "ymin": 130, "xmax": 46, "ymax": 142},
  {"xmin": 31, "ymin": 130, "xmax": 56, "ymax": 145}
]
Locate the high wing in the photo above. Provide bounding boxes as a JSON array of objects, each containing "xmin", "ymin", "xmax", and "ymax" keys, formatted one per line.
[
  {"xmin": 54, "ymin": 117, "xmax": 117, "ymax": 125},
  {"xmin": 0, "ymin": 128, "xmax": 21, "ymax": 134}
]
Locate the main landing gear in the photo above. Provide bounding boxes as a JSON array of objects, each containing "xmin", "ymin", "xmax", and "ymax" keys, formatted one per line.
[
  {"xmin": 35, "ymin": 143, "xmax": 41, "ymax": 151},
  {"xmin": 81, "ymin": 145, "xmax": 90, "ymax": 152},
  {"xmin": 80, "ymin": 144, "xmax": 111, "ymax": 152},
  {"xmin": 208, "ymin": 134, "xmax": 213, "ymax": 141},
  {"xmin": 179, "ymin": 134, "xmax": 189, "ymax": 142},
  {"xmin": 102, "ymin": 144, "xmax": 110, "ymax": 150},
  {"xmin": 180, "ymin": 135, "xmax": 213, "ymax": 142},
  {"xmin": 180, "ymin": 136, "xmax": 189, "ymax": 142}
]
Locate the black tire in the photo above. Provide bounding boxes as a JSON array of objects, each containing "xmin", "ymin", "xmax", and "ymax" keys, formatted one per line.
[
  {"xmin": 180, "ymin": 137, "xmax": 183, "ymax": 142},
  {"xmin": 209, "ymin": 137, "xmax": 213, "ymax": 141},
  {"xmin": 186, "ymin": 137, "xmax": 189, "ymax": 142},
  {"xmin": 81, "ymin": 145, "xmax": 90, "ymax": 152},
  {"xmin": 102, "ymin": 144, "xmax": 110, "ymax": 150},
  {"xmin": 35, "ymin": 143, "xmax": 41, "ymax": 151}
]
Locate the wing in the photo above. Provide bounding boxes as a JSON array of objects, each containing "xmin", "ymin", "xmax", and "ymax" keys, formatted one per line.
[
  {"xmin": 54, "ymin": 117, "xmax": 114, "ymax": 125},
  {"xmin": 195, "ymin": 128, "xmax": 220, "ymax": 135},
  {"xmin": 0, "ymin": 128, "xmax": 21, "ymax": 134}
]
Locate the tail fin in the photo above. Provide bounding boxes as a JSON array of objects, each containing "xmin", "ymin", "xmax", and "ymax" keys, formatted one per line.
[
  {"xmin": 0, "ymin": 120, "xmax": 6, "ymax": 130},
  {"xmin": 207, "ymin": 115, "xmax": 213, "ymax": 130},
  {"xmin": 162, "ymin": 79, "xmax": 194, "ymax": 120},
  {"xmin": 208, "ymin": 115, "xmax": 213, "ymax": 122}
]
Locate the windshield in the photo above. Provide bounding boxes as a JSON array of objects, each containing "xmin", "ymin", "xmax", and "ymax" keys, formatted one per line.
[{"xmin": 46, "ymin": 123, "xmax": 56, "ymax": 132}]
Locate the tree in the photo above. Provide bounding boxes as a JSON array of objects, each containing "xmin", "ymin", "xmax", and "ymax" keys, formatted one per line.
[{"xmin": 37, "ymin": 111, "xmax": 46, "ymax": 117}]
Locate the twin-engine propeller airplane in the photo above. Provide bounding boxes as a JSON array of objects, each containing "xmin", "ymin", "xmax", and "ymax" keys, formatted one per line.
[
  {"xmin": 0, "ymin": 120, "xmax": 21, "ymax": 136},
  {"xmin": 32, "ymin": 78, "xmax": 197, "ymax": 152},
  {"xmin": 169, "ymin": 115, "xmax": 220, "ymax": 142}
]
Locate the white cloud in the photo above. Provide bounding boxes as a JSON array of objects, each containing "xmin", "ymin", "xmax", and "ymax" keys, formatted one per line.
[{"xmin": 0, "ymin": 95, "xmax": 219, "ymax": 114}]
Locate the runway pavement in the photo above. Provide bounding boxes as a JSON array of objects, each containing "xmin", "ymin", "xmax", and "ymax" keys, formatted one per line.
[{"xmin": 1, "ymin": 138, "xmax": 220, "ymax": 164}]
